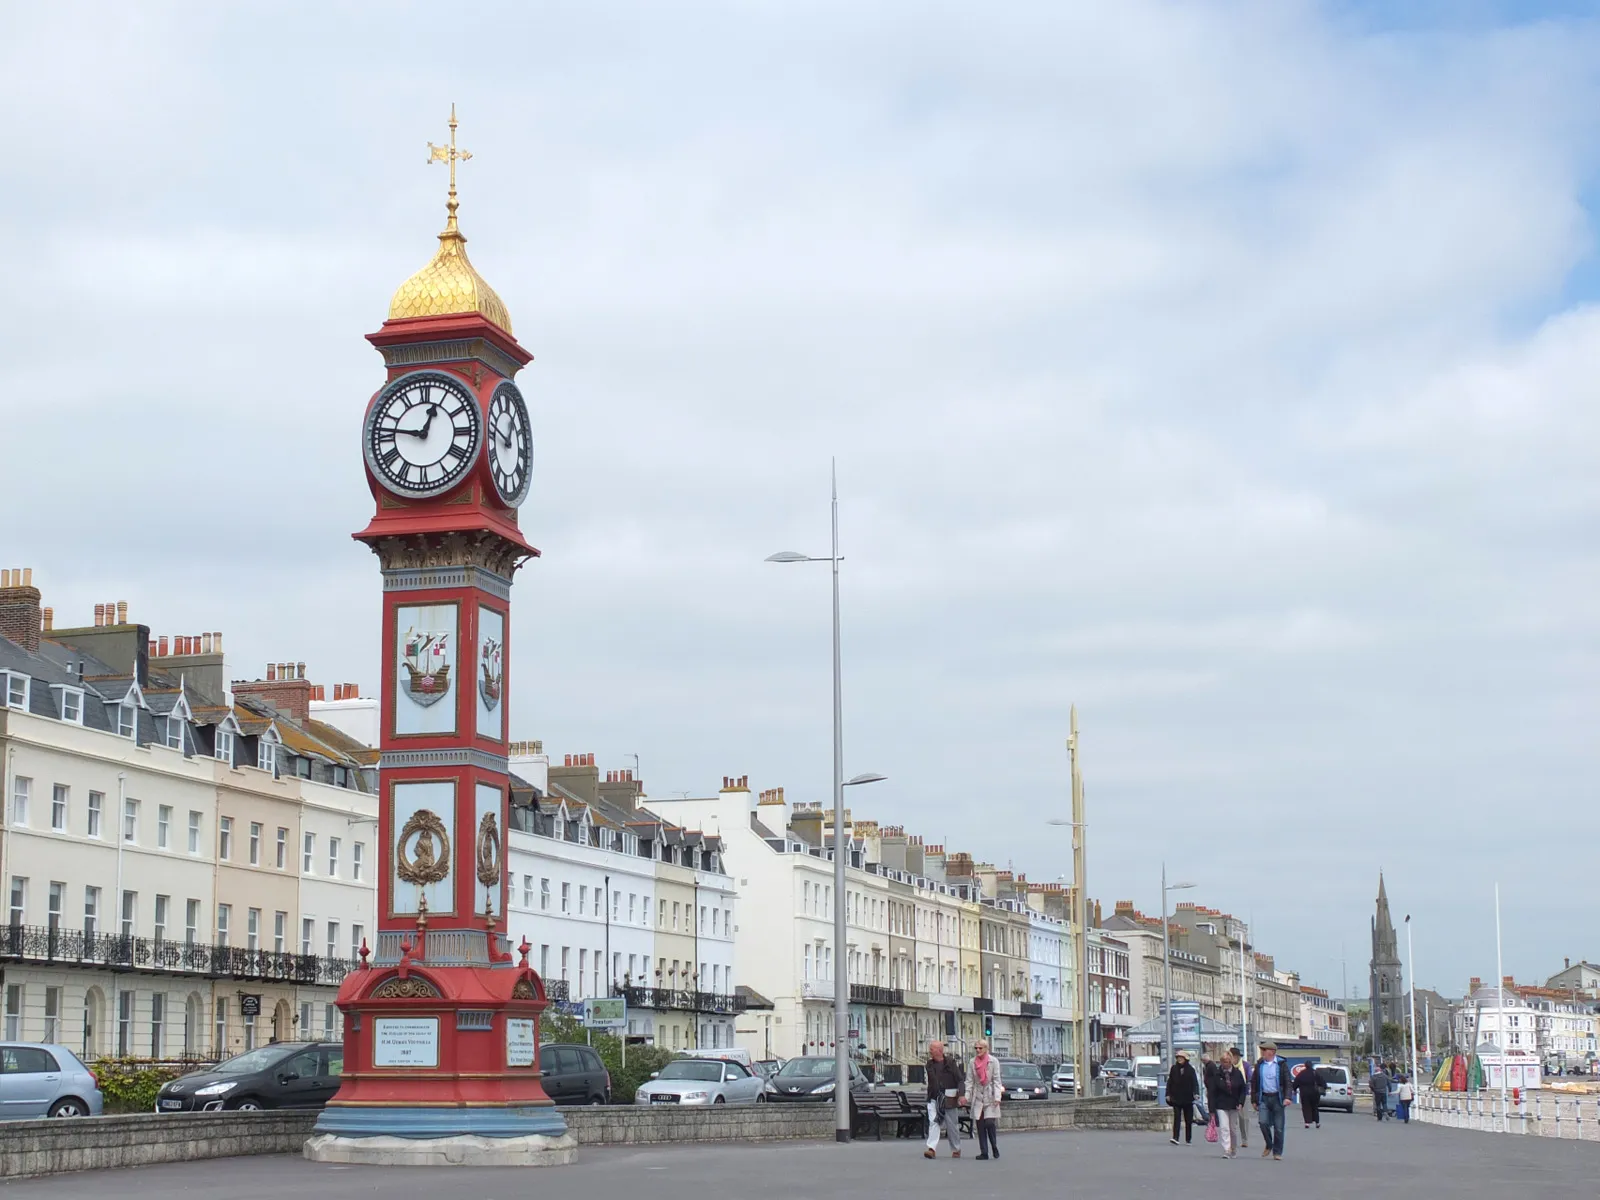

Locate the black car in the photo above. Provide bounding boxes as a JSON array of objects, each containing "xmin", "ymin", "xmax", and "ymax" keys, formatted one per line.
[
  {"xmin": 997, "ymin": 1060, "xmax": 1050, "ymax": 1100},
  {"xmin": 761, "ymin": 1056, "xmax": 870, "ymax": 1102},
  {"xmin": 156, "ymin": 1042, "xmax": 344, "ymax": 1112},
  {"xmin": 538, "ymin": 1043, "xmax": 611, "ymax": 1105}
]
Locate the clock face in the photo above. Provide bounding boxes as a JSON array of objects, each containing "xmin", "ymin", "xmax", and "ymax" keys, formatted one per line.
[
  {"xmin": 486, "ymin": 381, "xmax": 533, "ymax": 506},
  {"xmin": 365, "ymin": 371, "xmax": 481, "ymax": 497}
]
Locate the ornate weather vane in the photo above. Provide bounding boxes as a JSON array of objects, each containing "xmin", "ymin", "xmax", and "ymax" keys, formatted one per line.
[{"xmin": 427, "ymin": 103, "xmax": 473, "ymax": 232}]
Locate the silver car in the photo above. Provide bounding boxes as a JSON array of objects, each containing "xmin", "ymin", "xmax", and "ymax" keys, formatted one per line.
[
  {"xmin": 635, "ymin": 1057, "xmax": 767, "ymax": 1106},
  {"xmin": 0, "ymin": 1043, "xmax": 104, "ymax": 1119}
]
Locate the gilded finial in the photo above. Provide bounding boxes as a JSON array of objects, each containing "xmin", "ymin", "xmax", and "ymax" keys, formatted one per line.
[{"xmin": 427, "ymin": 103, "xmax": 473, "ymax": 234}]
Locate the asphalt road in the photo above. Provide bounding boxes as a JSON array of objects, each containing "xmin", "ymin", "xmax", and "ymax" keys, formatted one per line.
[{"xmin": 2, "ymin": 1111, "xmax": 1596, "ymax": 1198}]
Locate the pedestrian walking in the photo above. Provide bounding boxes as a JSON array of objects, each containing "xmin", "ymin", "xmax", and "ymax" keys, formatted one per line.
[
  {"xmin": 1202, "ymin": 1054, "xmax": 1221, "ymax": 1119},
  {"xmin": 923, "ymin": 1041, "xmax": 966, "ymax": 1159},
  {"xmin": 1251, "ymin": 1041, "xmax": 1290, "ymax": 1160},
  {"xmin": 1167, "ymin": 1051, "xmax": 1200, "ymax": 1145},
  {"xmin": 1369, "ymin": 1064, "xmax": 1391, "ymax": 1122},
  {"xmin": 965, "ymin": 1038, "xmax": 1003, "ymax": 1161},
  {"xmin": 1294, "ymin": 1063, "xmax": 1324, "ymax": 1129},
  {"xmin": 1396, "ymin": 1075, "xmax": 1414, "ymax": 1123},
  {"xmin": 1215, "ymin": 1048, "xmax": 1248, "ymax": 1158}
]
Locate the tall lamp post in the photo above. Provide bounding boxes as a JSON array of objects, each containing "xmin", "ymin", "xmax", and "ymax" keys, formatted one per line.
[
  {"xmin": 1404, "ymin": 915, "xmax": 1419, "ymax": 1091},
  {"xmin": 767, "ymin": 459, "xmax": 886, "ymax": 1144},
  {"xmin": 1161, "ymin": 866, "xmax": 1197, "ymax": 1071}
]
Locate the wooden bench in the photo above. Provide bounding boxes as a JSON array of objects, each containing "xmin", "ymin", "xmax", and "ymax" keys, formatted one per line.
[{"xmin": 852, "ymin": 1091, "xmax": 929, "ymax": 1140}]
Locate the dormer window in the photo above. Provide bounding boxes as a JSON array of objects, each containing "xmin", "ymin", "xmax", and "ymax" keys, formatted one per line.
[
  {"xmin": 51, "ymin": 685, "xmax": 83, "ymax": 724},
  {"xmin": 215, "ymin": 729, "xmax": 234, "ymax": 765},
  {"xmin": 5, "ymin": 672, "xmax": 29, "ymax": 710},
  {"xmin": 165, "ymin": 716, "xmax": 184, "ymax": 751},
  {"xmin": 114, "ymin": 702, "xmax": 135, "ymax": 739},
  {"xmin": 257, "ymin": 736, "xmax": 278, "ymax": 776},
  {"xmin": 578, "ymin": 821, "xmax": 590, "ymax": 847}
]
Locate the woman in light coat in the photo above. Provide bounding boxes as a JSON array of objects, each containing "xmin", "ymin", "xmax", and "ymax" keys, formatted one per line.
[{"xmin": 965, "ymin": 1039, "xmax": 1004, "ymax": 1160}]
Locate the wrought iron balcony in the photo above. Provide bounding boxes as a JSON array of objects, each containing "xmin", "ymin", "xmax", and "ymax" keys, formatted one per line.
[
  {"xmin": 850, "ymin": 984, "xmax": 904, "ymax": 1007},
  {"xmin": 0, "ymin": 923, "xmax": 353, "ymax": 986},
  {"xmin": 613, "ymin": 985, "xmax": 747, "ymax": 1015},
  {"xmin": 1020, "ymin": 1001, "xmax": 1043, "ymax": 1018}
]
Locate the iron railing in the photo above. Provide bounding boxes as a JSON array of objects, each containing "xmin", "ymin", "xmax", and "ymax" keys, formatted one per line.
[
  {"xmin": 613, "ymin": 985, "xmax": 747, "ymax": 1015},
  {"xmin": 850, "ymin": 984, "xmax": 905, "ymax": 1007},
  {"xmin": 0, "ymin": 923, "xmax": 353, "ymax": 986}
]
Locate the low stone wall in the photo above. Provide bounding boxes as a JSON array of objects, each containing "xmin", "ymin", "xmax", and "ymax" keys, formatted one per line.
[
  {"xmin": 0, "ymin": 1111, "xmax": 315, "ymax": 1179},
  {"xmin": 0, "ymin": 1095, "xmax": 1164, "ymax": 1178}
]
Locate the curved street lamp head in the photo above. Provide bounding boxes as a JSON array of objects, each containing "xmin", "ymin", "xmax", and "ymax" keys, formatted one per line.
[
  {"xmin": 1171, "ymin": 881, "xmax": 1198, "ymax": 891},
  {"xmin": 1046, "ymin": 819, "xmax": 1086, "ymax": 828},
  {"xmin": 843, "ymin": 772, "xmax": 886, "ymax": 787},
  {"xmin": 765, "ymin": 551, "xmax": 811, "ymax": 563}
]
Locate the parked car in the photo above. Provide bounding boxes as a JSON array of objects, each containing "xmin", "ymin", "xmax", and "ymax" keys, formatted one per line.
[
  {"xmin": 1127, "ymin": 1058, "xmax": 1163, "ymax": 1101},
  {"xmin": 1311, "ymin": 1064, "xmax": 1354, "ymax": 1113},
  {"xmin": 1100, "ymin": 1057, "xmax": 1133, "ymax": 1089},
  {"xmin": 1051, "ymin": 1064, "xmax": 1077, "ymax": 1094},
  {"xmin": 761, "ymin": 1056, "xmax": 870, "ymax": 1102},
  {"xmin": 752, "ymin": 1059, "xmax": 785, "ymax": 1081},
  {"xmin": 156, "ymin": 1042, "xmax": 343, "ymax": 1112},
  {"xmin": 998, "ymin": 1060, "xmax": 1050, "ymax": 1101},
  {"xmin": 0, "ymin": 1043, "xmax": 103, "ymax": 1119},
  {"xmin": 538, "ymin": 1043, "xmax": 611, "ymax": 1105},
  {"xmin": 635, "ymin": 1057, "xmax": 766, "ymax": 1106}
]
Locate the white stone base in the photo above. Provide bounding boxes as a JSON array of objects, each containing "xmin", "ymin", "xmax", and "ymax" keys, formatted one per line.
[{"xmin": 303, "ymin": 1131, "xmax": 579, "ymax": 1167}]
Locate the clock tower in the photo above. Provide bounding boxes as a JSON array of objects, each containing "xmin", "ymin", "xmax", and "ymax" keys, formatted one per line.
[{"xmin": 307, "ymin": 109, "xmax": 574, "ymax": 1167}]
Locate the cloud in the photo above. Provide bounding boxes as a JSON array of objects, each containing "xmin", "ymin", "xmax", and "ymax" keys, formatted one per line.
[{"xmin": 1, "ymin": 0, "xmax": 1596, "ymax": 995}]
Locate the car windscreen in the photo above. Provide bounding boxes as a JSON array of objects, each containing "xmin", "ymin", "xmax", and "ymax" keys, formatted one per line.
[
  {"xmin": 1004, "ymin": 1064, "xmax": 1043, "ymax": 1081},
  {"xmin": 776, "ymin": 1058, "xmax": 835, "ymax": 1078},
  {"xmin": 658, "ymin": 1061, "xmax": 723, "ymax": 1082},
  {"xmin": 1134, "ymin": 1063, "xmax": 1161, "ymax": 1078},
  {"xmin": 211, "ymin": 1046, "xmax": 298, "ymax": 1074},
  {"xmin": 1105, "ymin": 1060, "xmax": 1130, "ymax": 1072}
]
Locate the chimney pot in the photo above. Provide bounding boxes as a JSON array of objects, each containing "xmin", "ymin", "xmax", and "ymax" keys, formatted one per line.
[
  {"xmin": 201, "ymin": 633, "xmax": 211, "ymax": 654},
  {"xmin": 563, "ymin": 754, "xmax": 572, "ymax": 767},
  {"xmin": 23, "ymin": 569, "xmax": 32, "ymax": 587},
  {"xmin": 42, "ymin": 607, "xmax": 53, "ymax": 631},
  {"xmin": 298, "ymin": 662, "xmax": 306, "ymax": 680},
  {"xmin": 158, "ymin": 636, "xmax": 168, "ymax": 656},
  {"xmin": 94, "ymin": 603, "xmax": 105, "ymax": 627},
  {"xmin": 148, "ymin": 639, "xmax": 157, "ymax": 657},
  {"xmin": 0, "ymin": 570, "xmax": 9, "ymax": 587},
  {"xmin": 116, "ymin": 601, "xmax": 128, "ymax": 624},
  {"xmin": 214, "ymin": 632, "xmax": 223, "ymax": 653},
  {"xmin": 333, "ymin": 684, "xmax": 342, "ymax": 700},
  {"xmin": 267, "ymin": 663, "xmax": 277, "ymax": 681}
]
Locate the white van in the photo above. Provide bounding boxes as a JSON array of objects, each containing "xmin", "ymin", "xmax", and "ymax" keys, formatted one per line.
[
  {"xmin": 680, "ymin": 1047, "xmax": 753, "ymax": 1067},
  {"xmin": 1311, "ymin": 1063, "xmax": 1353, "ymax": 1112}
]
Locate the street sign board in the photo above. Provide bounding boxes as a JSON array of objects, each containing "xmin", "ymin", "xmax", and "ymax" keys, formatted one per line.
[{"xmin": 583, "ymin": 997, "xmax": 627, "ymax": 1030}]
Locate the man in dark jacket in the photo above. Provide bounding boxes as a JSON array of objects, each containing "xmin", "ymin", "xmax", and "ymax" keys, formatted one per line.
[
  {"xmin": 1369, "ymin": 1065, "xmax": 1391, "ymax": 1121},
  {"xmin": 1251, "ymin": 1041, "xmax": 1290, "ymax": 1159},
  {"xmin": 923, "ymin": 1041, "xmax": 966, "ymax": 1159},
  {"xmin": 1166, "ymin": 1051, "xmax": 1201, "ymax": 1145}
]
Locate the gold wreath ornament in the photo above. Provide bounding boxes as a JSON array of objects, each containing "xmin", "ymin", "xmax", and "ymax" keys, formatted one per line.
[
  {"xmin": 476, "ymin": 811, "xmax": 502, "ymax": 887},
  {"xmin": 397, "ymin": 809, "xmax": 452, "ymax": 885}
]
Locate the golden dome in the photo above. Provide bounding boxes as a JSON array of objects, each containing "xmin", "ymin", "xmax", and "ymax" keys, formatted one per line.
[
  {"xmin": 387, "ymin": 106, "xmax": 512, "ymax": 334},
  {"xmin": 388, "ymin": 225, "xmax": 513, "ymax": 334}
]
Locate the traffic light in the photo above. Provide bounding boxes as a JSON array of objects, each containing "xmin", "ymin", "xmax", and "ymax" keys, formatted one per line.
[{"xmin": 983, "ymin": 1014, "xmax": 993, "ymax": 1038}]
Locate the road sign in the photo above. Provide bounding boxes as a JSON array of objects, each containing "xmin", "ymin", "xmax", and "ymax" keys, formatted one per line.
[{"xmin": 583, "ymin": 997, "xmax": 626, "ymax": 1030}]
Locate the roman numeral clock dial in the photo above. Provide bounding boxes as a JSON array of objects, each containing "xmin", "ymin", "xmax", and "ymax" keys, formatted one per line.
[
  {"xmin": 486, "ymin": 381, "xmax": 533, "ymax": 507},
  {"xmin": 364, "ymin": 371, "xmax": 481, "ymax": 498}
]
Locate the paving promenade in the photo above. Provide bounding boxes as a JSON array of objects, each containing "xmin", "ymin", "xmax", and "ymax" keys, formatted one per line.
[{"xmin": 0, "ymin": 1111, "xmax": 1594, "ymax": 1198}]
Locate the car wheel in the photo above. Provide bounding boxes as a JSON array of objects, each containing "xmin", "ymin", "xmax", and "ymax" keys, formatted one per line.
[
  {"xmin": 47, "ymin": 1098, "xmax": 88, "ymax": 1118},
  {"xmin": 714, "ymin": 1095, "xmax": 726, "ymax": 1105},
  {"xmin": 230, "ymin": 1098, "xmax": 265, "ymax": 1111},
  {"xmin": 589, "ymin": 1095, "xmax": 606, "ymax": 1106},
  {"xmin": 756, "ymin": 1094, "xmax": 768, "ymax": 1104}
]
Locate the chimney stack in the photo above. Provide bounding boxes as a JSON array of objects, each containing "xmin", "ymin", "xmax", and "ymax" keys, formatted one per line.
[{"xmin": 0, "ymin": 568, "xmax": 44, "ymax": 652}]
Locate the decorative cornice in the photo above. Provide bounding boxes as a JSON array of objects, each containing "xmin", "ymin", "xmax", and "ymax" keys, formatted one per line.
[
  {"xmin": 381, "ymin": 747, "xmax": 509, "ymax": 773},
  {"xmin": 377, "ymin": 336, "xmax": 522, "ymax": 381},
  {"xmin": 383, "ymin": 565, "xmax": 512, "ymax": 601},
  {"xmin": 370, "ymin": 530, "xmax": 533, "ymax": 578}
]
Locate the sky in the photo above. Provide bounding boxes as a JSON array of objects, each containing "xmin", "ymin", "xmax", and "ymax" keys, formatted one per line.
[{"xmin": 2, "ymin": 1, "xmax": 1596, "ymax": 1000}]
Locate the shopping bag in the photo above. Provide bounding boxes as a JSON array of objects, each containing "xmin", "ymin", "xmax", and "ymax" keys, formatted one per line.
[{"xmin": 1205, "ymin": 1113, "xmax": 1219, "ymax": 1143}]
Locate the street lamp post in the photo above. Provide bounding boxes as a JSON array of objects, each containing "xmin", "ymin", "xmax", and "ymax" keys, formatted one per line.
[
  {"xmin": 1161, "ymin": 866, "xmax": 1197, "ymax": 1072},
  {"xmin": 767, "ymin": 459, "xmax": 886, "ymax": 1144},
  {"xmin": 1404, "ymin": 915, "xmax": 1419, "ymax": 1091}
]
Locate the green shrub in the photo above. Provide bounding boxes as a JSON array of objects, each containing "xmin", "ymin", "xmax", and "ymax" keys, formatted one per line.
[{"xmin": 91, "ymin": 1059, "xmax": 182, "ymax": 1114}]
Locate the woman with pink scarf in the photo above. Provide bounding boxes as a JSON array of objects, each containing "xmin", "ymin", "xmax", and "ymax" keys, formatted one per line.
[{"xmin": 965, "ymin": 1039, "xmax": 1004, "ymax": 1160}]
